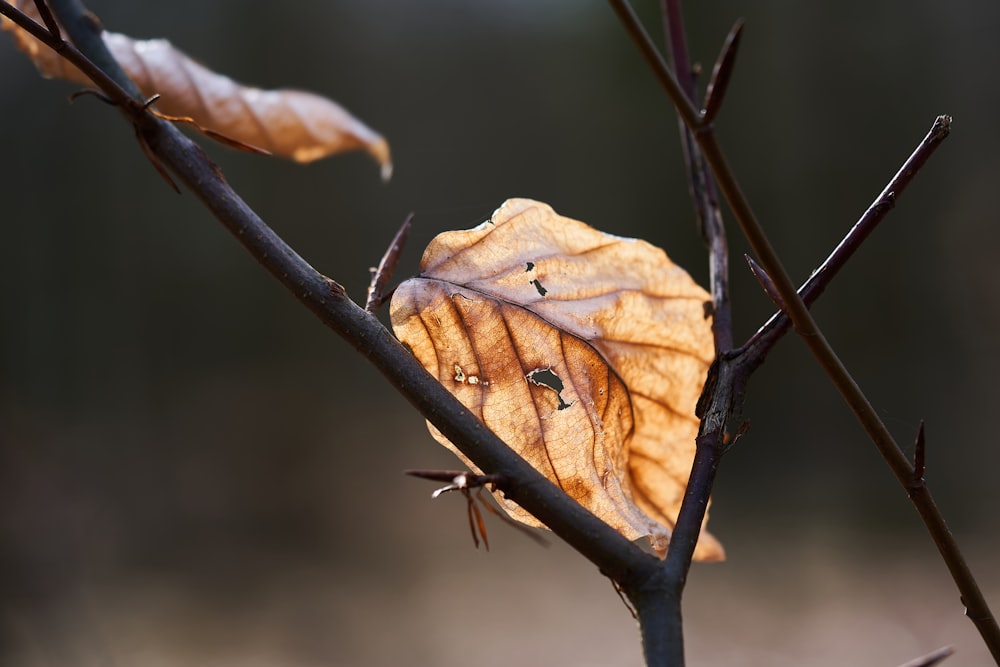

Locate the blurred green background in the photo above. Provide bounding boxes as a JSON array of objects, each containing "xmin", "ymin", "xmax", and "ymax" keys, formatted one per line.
[{"xmin": 2, "ymin": 1, "xmax": 998, "ymax": 665}]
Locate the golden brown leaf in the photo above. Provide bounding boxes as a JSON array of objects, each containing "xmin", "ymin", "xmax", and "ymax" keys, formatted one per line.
[
  {"xmin": 2, "ymin": 3, "xmax": 391, "ymax": 177},
  {"xmin": 390, "ymin": 199, "xmax": 723, "ymax": 561}
]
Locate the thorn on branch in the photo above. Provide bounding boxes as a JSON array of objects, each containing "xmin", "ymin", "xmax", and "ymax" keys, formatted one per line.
[
  {"xmin": 140, "ymin": 93, "xmax": 161, "ymax": 110},
  {"xmin": 608, "ymin": 576, "xmax": 638, "ymax": 619},
  {"xmin": 405, "ymin": 469, "xmax": 548, "ymax": 550},
  {"xmin": 134, "ymin": 126, "xmax": 180, "ymax": 193},
  {"xmin": 745, "ymin": 254, "xmax": 785, "ymax": 310},
  {"xmin": 65, "ymin": 88, "xmax": 186, "ymax": 191},
  {"xmin": 366, "ymin": 213, "xmax": 413, "ymax": 312},
  {"xmin": 406, "ymin": 469, "xmax": 503, "ymax": 496},
  {"xmin": 724, "ymin": 419, "xmax": 751, "ymax": 451},
  {"xmin": 894, "ymin": 645, "xmax": 953, "ymax": 667},
  {"xmin": 701, "ymin": 18, "xmax": 745, "ymax": 125},
  {"xmin": 406, "ymin": 469, "xmax": 499, "ymax": 549},
  {"xmin": 910, "ymin": 420, "xmax": 926, "ymax": 492},
  {"xmin": 68, "ymin": 87, "xmax": 115, "ymax": 106}
]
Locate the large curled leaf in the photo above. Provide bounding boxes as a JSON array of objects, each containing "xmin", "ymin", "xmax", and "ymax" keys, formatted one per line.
[
  {"xmin": 390, "ymin": 198, "xmax": 723, "ymax": 561},
  {"xmin": 2, "ymin": 2, "xmax": 391, "ymax": 177}
]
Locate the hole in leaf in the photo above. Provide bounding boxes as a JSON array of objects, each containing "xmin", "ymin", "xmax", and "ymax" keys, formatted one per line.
[
  {"xmin": 526, "ymin": 367, "xmax": 572, "ymax": 410},
  {"xmin": 530, "ymin": 278, "xmax": 548, "ymax": 296},
  {"xmin": 525, "ymin": 261, "xmax": 535, "ymax": 272}
]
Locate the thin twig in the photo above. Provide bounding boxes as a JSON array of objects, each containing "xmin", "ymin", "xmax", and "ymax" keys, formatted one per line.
[
  {"xmin": 406, "ymin": 470, "xmax": 549, "ymax": 549},
  {"xmin": 611, "ymin": 0, "xmax": 700, "ymax": 129},
  {"xmin": 743, "ymin": 115, "xmax": 952, "ymax": 364}
]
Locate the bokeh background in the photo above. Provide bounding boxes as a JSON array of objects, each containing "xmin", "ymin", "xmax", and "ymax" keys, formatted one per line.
[{"xmin": 2, "ymin": 1, "xmax": 998, "ymax": 665}]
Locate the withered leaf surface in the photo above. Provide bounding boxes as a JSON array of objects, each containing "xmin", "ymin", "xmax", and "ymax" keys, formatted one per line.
[
  {"xmin": 390, "ymin": 199, "xmax": 723, "ymax": 561},
  {"xmin": 3, "ymin": 2, "xmax": 391, "ymax": 176}
]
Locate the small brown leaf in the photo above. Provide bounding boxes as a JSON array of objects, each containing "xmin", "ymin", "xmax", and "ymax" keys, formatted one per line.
[
  {"xmin": 390, "ymin": 199, "xmax": 723, "ymax": 561},
  {"xmin": 2, "ymin": 2, "xmax": 391, "ymax": 177}
]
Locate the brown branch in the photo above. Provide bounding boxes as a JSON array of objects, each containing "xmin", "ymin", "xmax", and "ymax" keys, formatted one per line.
[
  {"xmin": 741, "ymin": 143, "xmax": 1000, "ymax": 664},
  {"xmin": 0, "ymin": 0, "xmax": 669, "ymax": 592},
  {"xmin": 12, "ymin": 0, "xmax": 996, "ymax": 663},
  {"xmin": 610, "ymin": 0, "xmax": 999, "ymax": 663}
]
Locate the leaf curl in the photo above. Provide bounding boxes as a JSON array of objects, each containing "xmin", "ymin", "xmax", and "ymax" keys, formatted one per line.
[
  {"xmin": 2, "ymin": 2, "xmax": 391, "ymax": 177},
  {"xmin": 391, "ymin": 198, "xmax": 723, "ymax": 560}
]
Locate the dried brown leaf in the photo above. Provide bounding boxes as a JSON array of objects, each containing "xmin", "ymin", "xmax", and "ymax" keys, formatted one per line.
[
  {"xmin": 2, "ymin": 3, "xmax": 391, "ymax": 177},
  {"xmin": 390, "ymin": 199, "xmax": 723, "ymax": 560}
]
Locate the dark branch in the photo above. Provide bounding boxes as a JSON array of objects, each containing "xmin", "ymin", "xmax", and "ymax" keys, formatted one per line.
[
  {"xmin": 611, "ymin": 0, "xmax": 999, "ymax": 662},
  {"xmin": 11, "ymin": 0, "xmax": 998, "ymax": 663},
  {"xmin": 11, "ymin": 0, "xmax": 662, "ymax": 590}
]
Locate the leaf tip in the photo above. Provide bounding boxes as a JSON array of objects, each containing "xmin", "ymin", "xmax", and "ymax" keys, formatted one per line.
[{"xmin": 370, "ymin": 137, "xmax": 393, "ymax": 182}]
